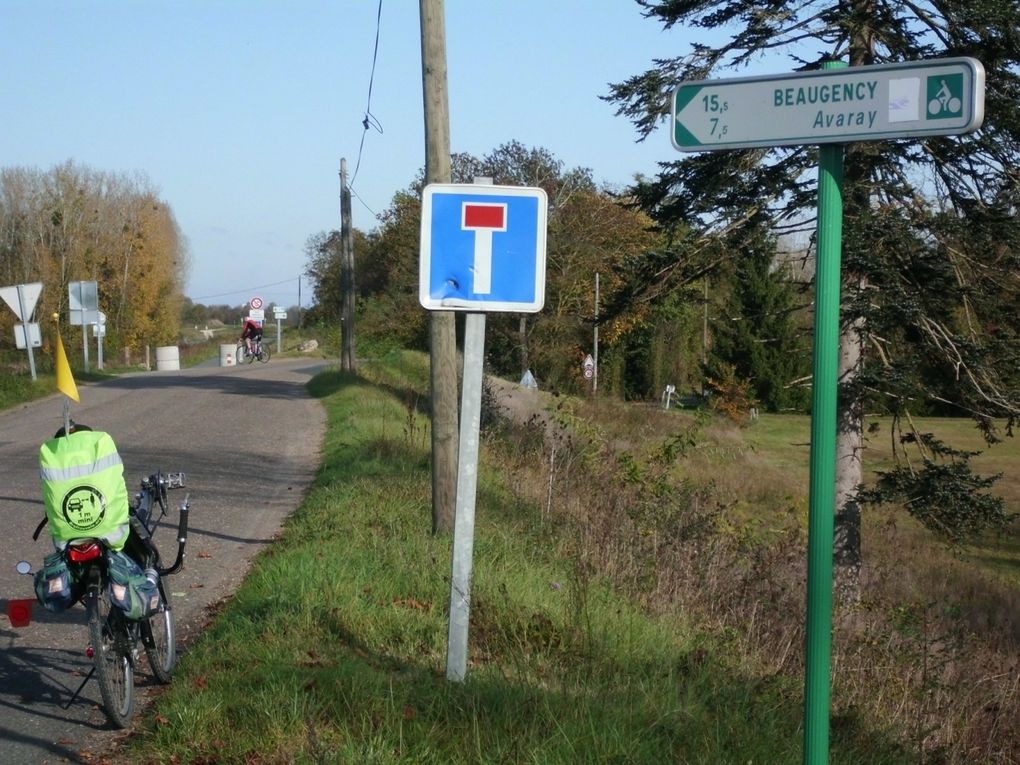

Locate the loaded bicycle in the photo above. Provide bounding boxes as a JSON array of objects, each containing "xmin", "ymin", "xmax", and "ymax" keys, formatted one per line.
[{"xmin": 18, "ymin": 469, "xmax": 190, "ymax": 728}]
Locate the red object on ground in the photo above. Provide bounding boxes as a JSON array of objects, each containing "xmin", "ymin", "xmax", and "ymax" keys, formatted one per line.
[{"xmin": 7, "ymin": 598, "xmax": 34, "ymax": 627}]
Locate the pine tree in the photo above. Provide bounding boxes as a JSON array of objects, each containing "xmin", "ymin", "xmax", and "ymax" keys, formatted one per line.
[{"xmin": 710, "ymin": 228, "xmax": 810, "ymax": 412}]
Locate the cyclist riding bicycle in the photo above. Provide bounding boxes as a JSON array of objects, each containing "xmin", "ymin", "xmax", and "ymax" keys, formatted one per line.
[{"xmin": 240, "ymin": 318, "xmax": 263, "ymax": 355}]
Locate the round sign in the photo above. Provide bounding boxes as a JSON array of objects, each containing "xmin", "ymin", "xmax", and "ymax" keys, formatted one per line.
[
  {"xmin": 250, "ymin": 296, "xmax": 264, "ymax": 310},
  {"xmin": 583, "ymin": 368, "xmax": 594, "ymax": 380}
]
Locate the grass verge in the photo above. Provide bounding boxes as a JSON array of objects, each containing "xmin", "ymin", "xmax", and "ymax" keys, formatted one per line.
[{"xmin": 120, "ymin": 355, "xmax": 905, "ymax": 764}]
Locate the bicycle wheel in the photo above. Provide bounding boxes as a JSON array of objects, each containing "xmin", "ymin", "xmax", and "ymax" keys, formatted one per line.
[
  {"xmin": 143, "ymin": 584, "xmax": 176, "ymax": 683},
  {"xmin": 86, "ymin": 586, "xmax": 135, "ymax": 728},
  {"xmin": 257, "ymin": 345, "xmax": 271, "ymax": 363},
  {"xmin": 236, "ymin": 344, "xmax": 252, "ymax": 364}
]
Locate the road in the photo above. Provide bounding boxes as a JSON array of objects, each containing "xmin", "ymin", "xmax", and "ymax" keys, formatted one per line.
[{"xmin": 0, "ymin": 357, "xmax": 327, "ymax": 764}]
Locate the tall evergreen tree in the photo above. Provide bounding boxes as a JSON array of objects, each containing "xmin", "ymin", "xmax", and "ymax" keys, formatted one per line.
[
  {"xmin": 607, "ymin": 1, "xmax": 1020, "ymax": 594},
  {"xmin": 711, "ymin": 228, "xmax": 810, "ymax": 412}
]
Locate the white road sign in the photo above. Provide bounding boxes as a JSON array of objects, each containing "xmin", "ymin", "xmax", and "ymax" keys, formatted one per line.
[
  {"xmin": 68, "ymin": 281, "xmax": 100, "ymax": 325},
  {"xmin": 672, "ymin": 57, "xmax": 984, "ymax": 151},
  {"xmin": 0, "ymin": 282, "xmax": 42, "ymax": 321}
]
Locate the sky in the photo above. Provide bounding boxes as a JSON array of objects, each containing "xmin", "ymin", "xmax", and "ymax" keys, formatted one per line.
[{"xmin": 2, "ymin": 0, "xmax": 711, "ymax": 308}]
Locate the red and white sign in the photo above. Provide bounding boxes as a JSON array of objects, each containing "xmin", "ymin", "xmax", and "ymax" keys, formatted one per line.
[{"xmin": 249, "ymin": 296, "xmax": 264, "ymax": 310}]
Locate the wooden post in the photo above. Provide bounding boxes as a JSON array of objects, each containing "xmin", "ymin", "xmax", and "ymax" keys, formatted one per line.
[
  {"xmin": 420, "ymin": 0, "xmax": 458, "ymax": 534},
  {"xmin": 339, "ymin": 158, "xmax": 356, "ymax": 372}
]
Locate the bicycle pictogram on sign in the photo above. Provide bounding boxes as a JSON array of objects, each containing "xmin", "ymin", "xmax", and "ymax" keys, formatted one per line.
[{"xmin": 927, "ymin": 73, "xmax": 963, "ymax": 119}]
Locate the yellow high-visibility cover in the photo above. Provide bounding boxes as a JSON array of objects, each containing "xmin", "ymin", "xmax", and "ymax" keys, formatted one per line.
[{"xmin": 39, "ymin": 430, "xmax": 129, "ymax": 549}]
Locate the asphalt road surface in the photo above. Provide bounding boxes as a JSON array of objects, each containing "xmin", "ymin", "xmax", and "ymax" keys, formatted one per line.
[{"xmin": 0, "ymin": 357, "xmax": 327, "ymax": 764}]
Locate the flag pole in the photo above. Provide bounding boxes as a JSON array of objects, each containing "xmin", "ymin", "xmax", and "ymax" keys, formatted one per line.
[{"xmin": 53, "ymin": 312, "xmax": 80, "ymax": 434}]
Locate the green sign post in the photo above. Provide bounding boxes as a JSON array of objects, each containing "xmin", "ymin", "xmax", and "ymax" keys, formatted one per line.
[{"xmin": 671, "ymin": 57, "xmax": 984, "ymax": 764}]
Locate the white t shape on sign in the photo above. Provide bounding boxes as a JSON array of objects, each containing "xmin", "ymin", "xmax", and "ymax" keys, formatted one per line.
[{"xmin": 461, "ymin": 202, "xmax": 507, "ymax": 295}]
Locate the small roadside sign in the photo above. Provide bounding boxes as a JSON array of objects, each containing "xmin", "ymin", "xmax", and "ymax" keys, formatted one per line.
[
  {"xmin": 3, "ymin": 282, "xmax": 44, "ymax": 379},
  {"xmin": 273, "ymin": 311, "xmax": 287, "ymax": 320},
  {"xmin": 672, "ymin": 57, "xmax": 984, "ymax": 151},
  {"xmin": 0, "ymin": 282, "xmax": 42, "ymax": 321},
  {"xmin": 250, "ymin": 296, "xmax": 264, "ymax": 310},
  {"xmin": 68, "ymin": 281, "xmax": 100, "ymax": 326},
  {"xmin": 14, "ymin": 323, "xmax": 42, "ymax": 348},
  {"xmin": 248, "ymin": 309, "xmax": 265, "ymax": 322}
]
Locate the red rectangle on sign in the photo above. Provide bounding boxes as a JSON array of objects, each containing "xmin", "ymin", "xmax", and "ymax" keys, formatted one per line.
[{"xmin": 463, "ymin": 204, "xmax": 506, "ymax": 230}]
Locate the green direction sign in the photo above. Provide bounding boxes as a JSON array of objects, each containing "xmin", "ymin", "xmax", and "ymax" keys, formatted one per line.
[{"xmin": 672, "ymin": 57, "xmax": 984, "ymax": 151}]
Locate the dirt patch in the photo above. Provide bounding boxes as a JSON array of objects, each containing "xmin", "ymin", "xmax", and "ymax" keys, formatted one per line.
[{"xmin": 486, "ymin": 375, "xmax": 563, "ymax": 444}]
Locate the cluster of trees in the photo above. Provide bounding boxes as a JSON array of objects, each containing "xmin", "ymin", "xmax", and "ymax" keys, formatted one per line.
[
  {"xmin": 606, "ymin": 0, "xmax": 1020, "ymax": 578},
  {"xmin": 305, "ymin": 141, "xmax": 810, "ymax": 406},
  {"xmin": 0, "ymin": 161, "xmax": 187, "ymax": 363}
]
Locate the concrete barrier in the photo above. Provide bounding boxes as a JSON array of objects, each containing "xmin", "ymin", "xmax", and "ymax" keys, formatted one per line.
[{"xmin": 154, "ymin": 345, "xmax": 180, "ymax": 371}]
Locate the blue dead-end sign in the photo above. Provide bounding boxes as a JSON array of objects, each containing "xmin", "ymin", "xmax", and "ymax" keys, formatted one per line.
[{"xmin": 419, "ymin": 183, "xmax": 548, "ymax": 312}]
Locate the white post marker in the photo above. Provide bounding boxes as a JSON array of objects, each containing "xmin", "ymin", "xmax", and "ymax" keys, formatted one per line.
[{"xmin": 419, "ymin": 179, "xmax": 548, "ymax": 682}]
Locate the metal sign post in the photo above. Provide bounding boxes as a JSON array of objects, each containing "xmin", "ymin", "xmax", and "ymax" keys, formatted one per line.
[
  {"xmin": 420, "ymin": 180, "xmax": 548, "ymax": 682},
  {"xmin": 671, "ymin": 57, "xmax": 985, "ymax": 765},
  {"xmin": 274, "ymin": 307, "xmax": 287, "ymax": 353},
  {"xmin": 68, "ymin": 281, "xmax": 99, "ymax": 373},
  {"xmin": 93, "ymin": 312, "xmax": 107, "ymax": 370}
]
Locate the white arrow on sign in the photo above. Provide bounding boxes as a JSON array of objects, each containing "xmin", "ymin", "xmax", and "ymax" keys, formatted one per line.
[{"xmin": 0, "ymin": 282, "xmax": 43, "ymax": 322}]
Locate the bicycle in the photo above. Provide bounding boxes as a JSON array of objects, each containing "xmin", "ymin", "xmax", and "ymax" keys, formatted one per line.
[
  {"xmin": 17, "ymin": 471, "xmax": 190, "ymax": 728},
  {"xmin": 236, "ymin": 337, "xmax": 271, "ymax": 364}
]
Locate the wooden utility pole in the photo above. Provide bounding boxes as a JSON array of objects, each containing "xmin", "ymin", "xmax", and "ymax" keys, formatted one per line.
[
  {"xmin": 420, "ymin": 0, "xmax": 458, "ymax": 534},
  {"xmin": 339, "ymin": 158, "xmax": 356, "ymax": 371}
]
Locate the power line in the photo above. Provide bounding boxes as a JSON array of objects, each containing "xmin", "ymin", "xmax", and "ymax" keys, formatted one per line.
[
  {"xmin": 191, "ymin": 276, "xmax": 301, "ymax": 303},
  {"xmin": 350, "ymin": 0, "xmax": 385, "ymax": 191},
  {"xmin": 350, "ymin": 186, "xmax": 379, "ymax": 219}
]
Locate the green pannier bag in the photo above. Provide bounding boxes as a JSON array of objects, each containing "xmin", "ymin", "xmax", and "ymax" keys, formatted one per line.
[
  {"xmin": 106, "ymin": 549, "xmax": 160, "ymax": 620},
  {"xmin": 33, "ymin": 550, "xmax": 80, "ymax": 612}
]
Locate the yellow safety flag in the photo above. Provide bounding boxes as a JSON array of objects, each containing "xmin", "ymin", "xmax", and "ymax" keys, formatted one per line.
[{"xmin": 54, "ymin": 320, "xmax": 80, "ymax": 403}]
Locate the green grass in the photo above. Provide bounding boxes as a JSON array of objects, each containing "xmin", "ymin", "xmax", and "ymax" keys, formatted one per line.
[
  {"xmin": 119, "ymin": 356, "xmax": 906, "ymax": 765},
  {"xmin": 744, "ymin": 412, "xmax": 1020, "ymax": 585},
  {"xmin": 0, "ymin": 368, "xmax": 59, "ymax": 410}
]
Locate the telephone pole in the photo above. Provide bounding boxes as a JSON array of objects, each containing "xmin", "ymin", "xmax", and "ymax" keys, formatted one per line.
[
  {"xmin": 420, "ymin": 0, "xmax": 458, "ymax": 534},
  {"xmin": 339, "ymin": 158, "xmax": 356, "ymax": 371}
]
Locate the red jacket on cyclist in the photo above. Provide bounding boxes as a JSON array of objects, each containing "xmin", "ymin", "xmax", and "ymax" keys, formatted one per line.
[{"xmin": 240, "ymin": 318, "xmax": 263, "ymax": 353}]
